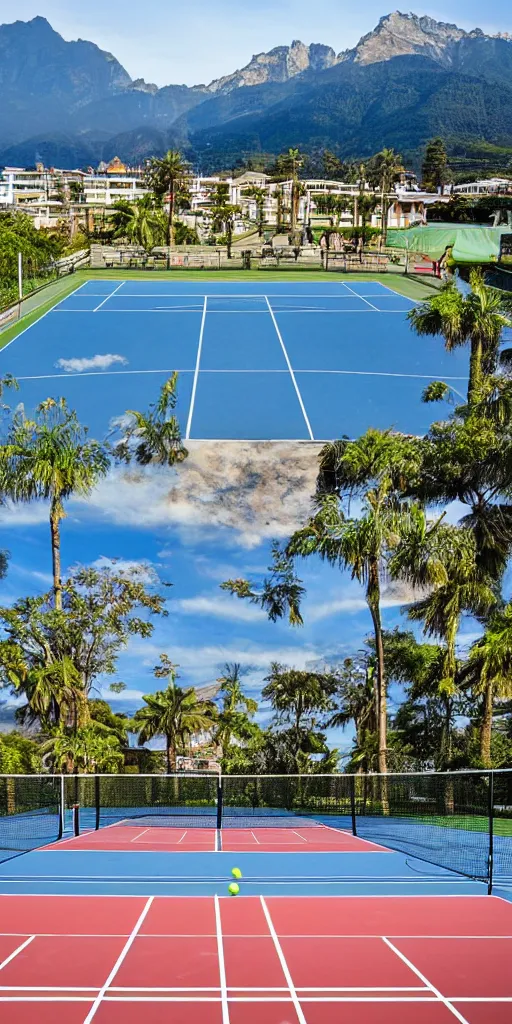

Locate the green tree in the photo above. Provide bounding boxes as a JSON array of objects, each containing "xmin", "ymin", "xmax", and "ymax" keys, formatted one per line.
[
  {"xmin": 328, "ymin": 654, "xmax": 377, "ymax": 773},
  {"xmin": 111, "ymin": 196, "xmax": 166, "ymax": 249},
  {"xmin": 41, "ymin": 724, "xmax": 124, "ymax": 773},
  {"xmin": 289, "ymin": 429, "xmax": 419, "ymax": 778},
  {"xmin": 390, "ymin": 517, "xmax": 495, "ymax": 768},
  {"xmin": 215, "ymin": 663, "xmax": 258, "ymax": 760},
  {"xmin": 422, "ymin": 137, "xmax": 450, "ymax": 193},
  {"xmin": 367, "ymin": 148, "xmax": 404, "ymax": 244},
  {"xmin": 407, "ymin": 270, "xmax": 512, "ymax": 405},
  {"xmin": 210, "ymin": 183, "xmax": 241, "ymax": 259},
  {"xmin": 243, "ymin": 187, "xmax": 267, "ymax": 236},
  {"xmin": 144, "ymin": 150, "xmax": 189, "ymax": 246},
  {"xmin": 221, "ymin": 542, "xmax": 305, "ymax": 626},
  {"xmin": 0, "ymin": 564, "xmax": 167, "ymax": 708},
  {"xmin": 0, "ymin": 731, "xmax": 43, "ymax": 773},
  {"xmin": 464, "ymin": 605, "xmax": 512, "ymax": 766},
  {"xmin": 1, "ymin": 399, "xmax": 110, "ymax": 610},
  {"xmin": 134, "ymin": 658, "xmax": 217, "ymax": 772},
  {"xmin": 262, "ymin": 663, "xmax": 337, "ymax": 768},
  {"xmin": 113, "ymin": 373, "xmax": 188, "ymax": 466}
]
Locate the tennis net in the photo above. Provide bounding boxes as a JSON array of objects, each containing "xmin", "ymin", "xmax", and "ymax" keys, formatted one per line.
[{"xmin": 0, "ymin": 774, "xmax": 62, "ymax": 863}]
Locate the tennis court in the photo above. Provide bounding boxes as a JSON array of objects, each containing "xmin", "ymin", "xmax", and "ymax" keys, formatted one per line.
[
  {"xmin": 0, "ymin": 279, "xmax": 468, "ymax": 441},
  {"xmin": 1, "ymin": 771, "xmax": 512, "ymax": 1021}
]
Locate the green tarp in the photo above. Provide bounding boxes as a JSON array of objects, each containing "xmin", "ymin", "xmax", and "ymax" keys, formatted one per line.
[{"xmin": 387, "ymin": 225, "xmax": 510, "ymax": 263}]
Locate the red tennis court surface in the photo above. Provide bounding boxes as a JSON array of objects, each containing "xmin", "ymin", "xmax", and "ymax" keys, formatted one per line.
[
  {"xmin": 0, "ymin": 894, "xmax": 511, "ymax": 1023},
  {"xmin": 45, "ymin": 824, "xmax": 388, "ymax": 854}
]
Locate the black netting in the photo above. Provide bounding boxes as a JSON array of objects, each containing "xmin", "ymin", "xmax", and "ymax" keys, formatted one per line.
[
  {"xmin": 221, "ymin": 774, "xmax": 354, "ymax": 828},
  {"xmin": 0, "ymin": 775, "xmax": 62, "ymax": 863},
  {"xmin": 96, "ymin": 774, "xmax": 219, "ymax": 828}
]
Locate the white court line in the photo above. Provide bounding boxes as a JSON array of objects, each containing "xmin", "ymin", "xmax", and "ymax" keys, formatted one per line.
[
  {"xmin": 13, "ymin": 368, "xmax": 469, "ymax": 382},
  {"xmin": 260, "ymin": 896, "xmax": 307, "ymax": 1024},
  {"xmin": 82, "ymin": 896, "xmax": 153, "ymax": 1023},
  {"xmin": 0, "ymin": 935, "xmax": 35, "ymax": 971},
  {"xmin": 185, "ymin": 295, "xmax": 207, "ymax": 440},
  {"xmin": 131, "ymin": 829, "xmax": 151, "ymax": 843},
  {"xmin": 383, "ymin": 936, "xmax": 471, "ymax": 1024},
  {"xmin": 342, "ymin": 281, "xmax": 380, "ymax": 311},
  {"xmin": 176, "ymin": 832, "xmax": 188, "ymax": 844},
  {"xmin": 52, "ymin": 308, "xmax": 410, "ymax": 315},
  {"xmin": 214, "ymin": 894, "xmax": 230, "ymax": 1024},
  {"xmin": 265, "ymin": 295, "xmax": 314, "ymax": 440},
  {"xmin": 291, "ymin": 831, "xmax": 309, "ymax": 843},
  {"xmin": 250, "ymin": 831, "xmax": 261, "ymax": 845},
  {"xmin": 93, "ymin": 281, "xmax": 125, "ymax": 312}
]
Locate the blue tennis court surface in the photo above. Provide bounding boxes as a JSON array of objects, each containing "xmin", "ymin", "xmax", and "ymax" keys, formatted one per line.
[{"xmin": 0, "ymin": 279, "xmax": 469, "ymax": 441}]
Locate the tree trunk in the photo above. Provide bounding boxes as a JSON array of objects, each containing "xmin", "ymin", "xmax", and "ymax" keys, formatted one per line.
[
  {"xmin": 480, "ymin": 679, "xmax": 493, "ymax": 768},
  {"xmin": 468, "ymin": 338, "xmax": 482, "ymax": 405},
  {"xmin": 167, "ymin": 181, "xmax": 175, "ymax": 247},
  {"xmin": 50, "ymin": 497, "xmax": 63, "ymax": 612},
  {"xmin": 368, "ymin": 563, "xmax": 389, "ymax": 814},
  {"xmin": 227, "ymin": 222, "xmax": 232, "ymax": 259}
]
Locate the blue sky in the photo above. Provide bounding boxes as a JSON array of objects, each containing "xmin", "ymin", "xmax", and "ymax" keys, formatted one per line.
[{"xmin": 2, "ymin": 1, "xmax": 511, "ymax": 86}]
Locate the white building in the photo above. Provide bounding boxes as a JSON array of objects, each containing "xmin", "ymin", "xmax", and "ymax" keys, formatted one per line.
[{"xmin": 452, "ymin": 178, "xmax": 512, "ymax": 196}]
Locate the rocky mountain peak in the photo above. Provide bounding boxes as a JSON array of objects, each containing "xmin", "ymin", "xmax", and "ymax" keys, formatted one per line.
[
  {"xmin": 340, "ymin": 10, "xmax": 471, "ymax": 65},
  {"xmin": 206, "ymin": 39, "xmax": 337, "ymax": 94}
]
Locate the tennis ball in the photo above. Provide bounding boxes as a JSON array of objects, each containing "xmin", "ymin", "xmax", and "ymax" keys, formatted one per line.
[
  {"xmin": 231, "ymin": 867, "xmax": 242, "ymax": 879},
  {"xmin": 228, "ymin": 882, "xmax": 240, "ymax": 896}
]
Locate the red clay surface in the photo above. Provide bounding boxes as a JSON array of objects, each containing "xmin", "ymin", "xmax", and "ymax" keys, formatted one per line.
[
  {"xmin": 44, "ymin": 824, "xmax": 387, "ymax": 853},
  {"xmin": 0, "ymin": 894, "xmax": 511, "ymax": 1023}
]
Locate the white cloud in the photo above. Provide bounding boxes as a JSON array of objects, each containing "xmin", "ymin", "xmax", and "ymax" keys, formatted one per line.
[
  {"xmin": 308, "ymin": 597, "xmax": 367, "ymax": 622},
  {"xmin": 168, "ymin": 594, "xmax": 265, "ymax": 622},
  {"xmin": 55, "ymin": 354, "xmax": 128, "ymax": 374},
  {"xmin": 10, "ymin": 564, "xmax": 53, "ymax": 586},
  {"xmin": 99, "ymin": 687, "xmax": 145, "ymax": 703},
  {"xmin": 129, "ymin": 639, "xmax": 319, "ymax": 678}
]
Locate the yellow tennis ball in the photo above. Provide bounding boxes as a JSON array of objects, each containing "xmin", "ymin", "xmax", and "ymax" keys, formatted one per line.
[
  {"xmin": 231, "ymin": 867, "xmax": 242, "ymax": 879},
  {"xmin": 228, "ymin": 882, "xmax": 240, "ymax": 896}
]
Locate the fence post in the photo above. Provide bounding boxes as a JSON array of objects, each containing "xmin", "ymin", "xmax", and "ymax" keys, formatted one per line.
[
  {"xmin": 488, "ymin": 770, "xmax": 494, "ymax": 895},
  {"xmin": 95, "ymin": 774, "xmax": 101, "ymax": 831},
  {"xmin": 216, "ymin": 776, "xmax": 223, "ymax": 830},
  {"xmin": 59, "ymin": 774, "xmax": 65, "ymax": 839},
  {"xmin": 349, "ymin": 775, "xmax": 357, "ymax": 836}
]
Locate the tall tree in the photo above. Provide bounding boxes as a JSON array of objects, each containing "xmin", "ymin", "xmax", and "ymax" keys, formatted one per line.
[
  {"xmin": 221, "ymin": 542, "xmax": 305, "ymax": 626},
  {"xmin": 1, "ymin": 399, "xmax": 110, "ymax": 610},
  {"xmin": 113, "ymin": 373, "xmax": 188, "ymax": 466},
  {"xmin": 134, "ymin": 659, "xmax": 217, "ymax": 772},
  {"xmin": 422, "ymin": 137, "xmax": 450, "ymax": 193},
  {"xmin": 243, "ymin": 187, "xmax": 267, "ymax": 236},
  {"xmin": 210, "ymin": 183, "xmax": 241, "ymax": 259},
  {"xmin": 262, "ymin": 663, "xmax": 337, "ymax": 769},
  {"xmin": 215, "ymin": 663, "xmax": 258, "ymax": 759},
  {"xmin": 408, "ymin": 270, "xmax": 512, "ymax": 406},
  {"xmin": 367, "ymin": 148, "xmax": 404, "ymax": 245},
  {"xmin": 111, "ymin": 196, "xmax": 166, "ymax": 249},
  {"xmin": 144, "ymin": 150, "xmax": 189, "ymax": 246},
  {"xmin": 289, "ymin": 429, "xmax": 420, "ymax": 778},
  {"xmin": 464, "ymin": 605, "xmax": 512, "ymax": 766}
]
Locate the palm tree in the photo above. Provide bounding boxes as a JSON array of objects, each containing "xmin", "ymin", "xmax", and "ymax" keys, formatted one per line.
[
  {"xmin": 289, "ymin": 432, "xmax": 418, "ymax": 781},
  {"xmin": 111, "ymin": 196, "xmax": 166, "ymax": 249},
  {"xmin": 329, "ymin": 655, "xmax": 377, "ymax": 774},
  {"xmin": 367, "ymin": 149, "xmax": 404, "ymax": 245},
  {"xmin": 134, "ymin": 663, "xmax": 217, "ymax": 773},
  {"xmin": 262, "ymin": 663, "xmax": 336, "ymax": 769},
  {"xmin": 390, "ymin": 517, "xmax": 496, "ymax": 768},
  {"xmin": 144, "ymin": 150, "xmax": 189, "ymax": 246},
  {"xmin": 215, "ymin": 663, "xmax": 258, "ymax": 758},
  {"xmin": 114, "ymin": 373, "xmax": 188, "ymax": 466},
  {"xmin": 211, "ymin": 200, "xmax": 241, "ymax": 259},
  {"xmin": 408, "ymin": 270, "xmax": 512, "ymax": 405},
  {"xmin": 243, "ymin": 187, "xmax": 267, "ymax": 236},
  {"xmin": 464, "ymin": 605, "xmax": 512, "ymax": 766},
  {"xmin": 356, "ymin": 193, "xmax": 379, "ymax": 249},
  {"xmin": 1, "ymin": 399, "xmax": 110, "ymax": 610},
  {"xmin": 6, "ymin": 651, "xmax": 87, "ymax": 732}
]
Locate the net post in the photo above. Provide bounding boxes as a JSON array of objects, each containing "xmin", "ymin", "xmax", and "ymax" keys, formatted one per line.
[
  {"xmin": 488, "ymin": 769, "xmax": 494, "ymax": 896},
  {"xmin": 58, "ymin": 774, "xmax": 65, "ymax": 840},
  {"xmin": 94, "ymin": 774, "xmax": 101, "ymax": 831},
  {"xmin": 72, "ymin": 804, "xmax": 80, "ymax": 837},
  {"xmin": 216, "ymin": 777, "xmax": 223, "ymax": 830},
  {"xmin": 349, "ymin": 775, "xmax": 357, "ymax": 836}
]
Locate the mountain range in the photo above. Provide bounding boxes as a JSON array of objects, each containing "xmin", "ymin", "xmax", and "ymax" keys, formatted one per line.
[{"xmin": 1, "ymin": 12, "xmax": 512, "ymax": 172}]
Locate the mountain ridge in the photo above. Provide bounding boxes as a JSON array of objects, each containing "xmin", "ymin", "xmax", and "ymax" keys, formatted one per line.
[{"xmin": 1, "ymin": 12, "xmax": 512, "ymax": 170}]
